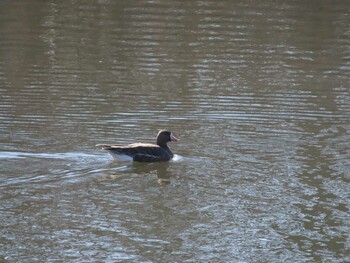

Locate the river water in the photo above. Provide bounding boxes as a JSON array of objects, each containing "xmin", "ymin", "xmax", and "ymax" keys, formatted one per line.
[{"xmin": 0, "ymin": 1, "xmax": 349, "ymax": 262}]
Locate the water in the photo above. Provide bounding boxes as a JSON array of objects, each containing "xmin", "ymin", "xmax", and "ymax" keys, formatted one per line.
[{"xmin": 1, "ymin": 1, "xmax": 349, "ymax": 262}]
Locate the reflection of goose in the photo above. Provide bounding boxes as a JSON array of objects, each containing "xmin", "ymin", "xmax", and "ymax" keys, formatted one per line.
[
  {"xmin": 96, "ymin": 130, "xmax": 179, "ymax": 162},
  {"xmin": 132, "ymin": 162, "xmax": 172, "ymax": 184},
  {"xmin": 105, "ymin": 162, "xmax": 172, "ymax": 184}
]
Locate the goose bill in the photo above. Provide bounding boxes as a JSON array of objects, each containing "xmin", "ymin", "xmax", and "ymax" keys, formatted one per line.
[{"xmin": 170, "ymin": 133, "xmax": 179, "ymax": 142}]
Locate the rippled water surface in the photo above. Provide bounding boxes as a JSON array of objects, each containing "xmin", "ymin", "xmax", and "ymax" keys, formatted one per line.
[{"xmin": 1, "ymin": 1, "xmax": 349, "ymax": 262}]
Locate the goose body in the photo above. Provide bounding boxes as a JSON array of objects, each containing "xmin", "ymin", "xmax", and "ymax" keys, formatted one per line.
[{"xmin": 96, "ymin": 130, "xmax": 178, "ymax": 162}]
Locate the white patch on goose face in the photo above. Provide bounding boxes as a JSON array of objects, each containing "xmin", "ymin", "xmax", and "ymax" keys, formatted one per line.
[{"xmin": 109, "ymin": 152, "xmax": 133, "ymax": 162}]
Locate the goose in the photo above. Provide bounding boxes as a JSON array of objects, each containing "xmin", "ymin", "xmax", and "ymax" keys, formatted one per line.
[{"xmin": 96, "ymin": 130, "xmax": 178, "ymax": 162}]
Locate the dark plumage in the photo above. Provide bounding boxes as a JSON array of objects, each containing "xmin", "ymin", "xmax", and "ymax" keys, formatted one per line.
[{"xmin": 96, "ymin": 130, "xmax": 179, "ymax": 162}]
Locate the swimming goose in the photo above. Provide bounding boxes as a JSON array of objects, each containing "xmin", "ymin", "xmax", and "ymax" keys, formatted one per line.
[{"xmin": 96, "ymin": 130, "xmax": 179, "ymax": 162}]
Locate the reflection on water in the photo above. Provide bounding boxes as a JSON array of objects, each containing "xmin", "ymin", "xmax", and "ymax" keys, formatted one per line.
[
  {"xmin": 101, "ymin": 161, "xmax": 174, "ymax": 185},
  {"xmin": 0, "ymin": 0, "xmax": 350, "ymax": 262}
]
